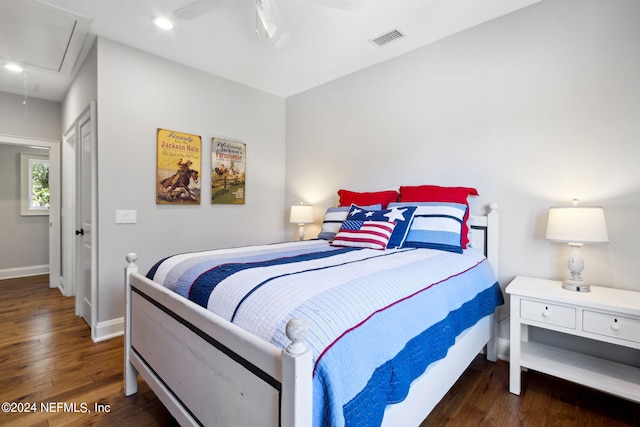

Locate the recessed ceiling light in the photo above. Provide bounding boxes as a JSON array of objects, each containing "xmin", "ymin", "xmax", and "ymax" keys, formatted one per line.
[
  {"xmin": 5, "ymin": 63, "xmax": 24, "ymax": 73},
  {"xmin": 154, "ymin": 17, "xmax": 174, "ymax": 31}
]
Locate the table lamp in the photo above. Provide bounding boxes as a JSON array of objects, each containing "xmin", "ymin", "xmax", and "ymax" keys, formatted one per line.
[
  {"xmin": 290, "ymin": 204, "xmax": 313, "ymax": 240},
  {"xmin": 545, "ymin": 199, "xmax": 609, "ymax": 292}
]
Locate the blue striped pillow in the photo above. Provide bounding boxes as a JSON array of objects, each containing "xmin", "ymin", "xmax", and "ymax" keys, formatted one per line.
[{"xmin": 389, "ymin": 202, "xmax": 467, "ymax": 253}]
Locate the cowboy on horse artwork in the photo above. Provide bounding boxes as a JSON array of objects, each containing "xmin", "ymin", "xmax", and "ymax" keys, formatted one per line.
[
  {"xmin": 156, "ymin": 128, "xmax": 202, "ymax": 205},
  {"xmin": 157, "ymin": 158, "xmax": 200, "ymax": 203},
  {"xmin": 173, "ymin": 159, "xmax": 193, "ymax": 184}
]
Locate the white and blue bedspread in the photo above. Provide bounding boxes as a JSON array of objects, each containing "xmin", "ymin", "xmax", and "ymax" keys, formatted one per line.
[{"xmin": 146, "ymin": 240, "xmax": 503, "ymax": 427}]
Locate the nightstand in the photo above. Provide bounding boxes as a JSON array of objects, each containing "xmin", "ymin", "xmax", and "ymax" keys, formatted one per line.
[{"xmin": 506, "ymin": 276, "xmax": 640, "ymax": 402}]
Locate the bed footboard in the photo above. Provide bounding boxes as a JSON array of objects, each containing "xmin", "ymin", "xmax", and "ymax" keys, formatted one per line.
[{"xmin": 124, "ymin": 253, "xmax": 313, "ymax": 427}]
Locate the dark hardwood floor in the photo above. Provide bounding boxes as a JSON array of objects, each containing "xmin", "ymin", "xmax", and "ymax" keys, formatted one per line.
[
  {"xmin": 0, "ymin": 275, "xmax": 177, "ymax": 427},
  {"xmin": 1, "ymin": 275, "xmax": 638, "ymax": 426},
  {"xmin": 420, "ymin": 352, "xmax": 640, "ymax": 427}
]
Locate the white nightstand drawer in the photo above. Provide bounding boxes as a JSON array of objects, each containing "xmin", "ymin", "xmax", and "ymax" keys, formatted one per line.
[
  {"xmin": 583, "ymin": 311, "xmax": 640, "ymax": 344},
  {"xmin": 520, "ymin": 299, "xmax": 576, "ymax": 329}
]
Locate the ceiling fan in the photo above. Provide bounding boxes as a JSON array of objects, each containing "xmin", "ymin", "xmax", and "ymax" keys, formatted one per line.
[{"xmin": 171, "ymin": 0, "xmax": 366, "ymax": 47}]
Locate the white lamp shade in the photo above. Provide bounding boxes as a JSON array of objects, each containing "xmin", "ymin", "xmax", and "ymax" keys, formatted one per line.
[
  {"xmin": 546, "ymin": 206, "xmax": 609, "ymax": 244},
  {"xmin": 290, "ymin": 205, "xmax": 313, "ymax": 224}
]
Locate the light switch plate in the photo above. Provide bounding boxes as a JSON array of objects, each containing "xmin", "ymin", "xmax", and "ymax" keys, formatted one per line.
[{"xmin": 116, "ymin": 210, "xmax": 137, "ymax": 224}]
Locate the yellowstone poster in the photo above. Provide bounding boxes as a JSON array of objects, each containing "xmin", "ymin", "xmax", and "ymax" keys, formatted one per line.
[
  {"xmin": 156, "ymin": 128, "xmax": 202, "ymax": 205},
  {"xmin": 211, "ymin": 138, "xmax": 246, "ymax": 204}
]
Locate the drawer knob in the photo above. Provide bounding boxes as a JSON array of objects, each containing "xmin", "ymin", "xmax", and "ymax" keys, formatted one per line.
[
  {"xmin": 542, "ymin": 308, "xmax": 550, "ymax": 318},
  {"xmin": 611, "ymin": 319, "xmax": 620, "ymax": 331}
]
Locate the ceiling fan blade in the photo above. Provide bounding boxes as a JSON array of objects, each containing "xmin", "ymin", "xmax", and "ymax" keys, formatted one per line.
[
  {"xmin": 255, "ymin": 0, "xmax": 291, "ymax": 47},
  {"xmin": 173, "ymin": 0, "xmax": 225, "ymax": 20},
  {"xmin": 304, "ymin": 0, "xmax": 366, "ymax": 11}
]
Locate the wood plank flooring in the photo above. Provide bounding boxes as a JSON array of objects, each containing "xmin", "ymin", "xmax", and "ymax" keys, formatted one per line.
[
  {"xmin": 0, "ymin": 275, "xmax": 177, "ymax": 427},
  {"xmin": 1, "ymin": 275, "xmax": 638, "ymax": 426}
]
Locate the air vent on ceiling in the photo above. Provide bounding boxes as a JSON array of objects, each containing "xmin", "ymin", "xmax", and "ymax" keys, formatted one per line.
[{"xmin": 369, "ymin": 29, "xmax": 404, "ymax": 47}]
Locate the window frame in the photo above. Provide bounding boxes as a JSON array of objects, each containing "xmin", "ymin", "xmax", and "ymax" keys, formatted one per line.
[{"xmin": 20, "ymin": 152, "xmax": 50, "ymax": 216}]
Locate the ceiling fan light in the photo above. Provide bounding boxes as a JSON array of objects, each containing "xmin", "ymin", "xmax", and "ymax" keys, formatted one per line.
[
  {"xmin": 255, "ymin": 2, "xmax": 275, "ymax": 35},
  {"xmin": 255, "ymin": 0, "xmax": 290, "ymax": 47},
  {"xmin": 262, "ymin": 21, "xmax": 277, "ymax": 38}
]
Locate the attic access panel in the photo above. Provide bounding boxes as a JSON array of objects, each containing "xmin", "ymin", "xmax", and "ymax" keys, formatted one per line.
[{"xmin": 0, "ymin": 0, "xmax": 89, "ymax": 73}]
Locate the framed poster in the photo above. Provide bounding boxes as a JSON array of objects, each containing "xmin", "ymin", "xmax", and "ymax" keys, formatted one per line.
[
  {"xmin": 156, "ymin": 128, "xmax": 201, "ymax": 205},
  {"xmin": 211, "ymin": 137, "xmax": 246, "ymax": 204}
]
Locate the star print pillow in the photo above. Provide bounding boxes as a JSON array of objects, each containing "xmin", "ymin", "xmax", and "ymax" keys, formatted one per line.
[{"xmin": 341, "ymin": 204, "xmax": 417, "ymax": 249}]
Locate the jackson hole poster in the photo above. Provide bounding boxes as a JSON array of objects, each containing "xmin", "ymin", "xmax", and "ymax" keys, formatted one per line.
[
  {"xmin": 211, "ymin": 138, "xmax": 246, "ymax": 204},
  {"xmin": 156, "ymin": 128, "xmax": 202, "ymax": 205}
]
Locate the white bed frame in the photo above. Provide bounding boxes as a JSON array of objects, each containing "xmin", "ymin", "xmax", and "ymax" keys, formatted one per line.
[{"xmin": 124, "ymin": 203, "xmax": 499, "ymax": 426}]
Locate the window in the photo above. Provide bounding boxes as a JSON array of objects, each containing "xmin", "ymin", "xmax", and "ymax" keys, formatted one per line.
[{"xmin": 21, "ymin": 152, "xmax": 50, "ymax": 216}]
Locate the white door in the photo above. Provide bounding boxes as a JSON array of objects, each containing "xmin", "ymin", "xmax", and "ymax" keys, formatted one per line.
[{"xmin": 75, "ymin": 102, "xmax": 97, "ymax": 328}]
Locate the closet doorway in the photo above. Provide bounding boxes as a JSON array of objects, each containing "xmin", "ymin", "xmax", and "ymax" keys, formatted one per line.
[{"xmin": 62, "ymin": 101, "xmax": 97, "ymax": 333}]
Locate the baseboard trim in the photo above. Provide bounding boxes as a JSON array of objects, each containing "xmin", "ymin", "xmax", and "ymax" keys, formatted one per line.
[
  {"xmin": 0, "ymin": 265, "xmax": 49, "ymax": 280},
  {"xmin": 93, "ymin": 317, "xmax": 124, "ymax": 342}
]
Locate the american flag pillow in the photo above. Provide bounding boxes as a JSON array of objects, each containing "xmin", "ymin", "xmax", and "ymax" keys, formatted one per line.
[
  {"xmin": 331, "ymin": 220, "xmax": 397, "ymax": 250},
  {"xmin": 343, "ymin": 204, "xmax": 417, "ymax": 248},
  {"xmin": 317, "ymin": 204, "xmax": 383, "ymax": 240}
]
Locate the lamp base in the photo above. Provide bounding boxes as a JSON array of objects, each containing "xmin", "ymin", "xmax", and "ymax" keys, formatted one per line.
[
  {"xmin": 562, "ymin": 280, "xmax": 591, "ymax": 292},
  {"xmin": 562, "ymin": 243, "xmax": 590, "ymax": 292}
]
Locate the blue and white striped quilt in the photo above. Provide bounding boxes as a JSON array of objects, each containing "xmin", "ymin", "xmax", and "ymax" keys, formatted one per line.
[{"xmin": 147, "ymin": 240, "xmax": 503, "ymax": 427}]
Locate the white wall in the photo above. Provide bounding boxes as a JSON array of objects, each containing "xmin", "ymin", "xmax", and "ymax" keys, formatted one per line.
[
  {"xmin": 0, "ymin": 92, "xmax": 61, "ymax": 139},
  {"xmin": 92, "ymin": 38, "xmax": 286, "ymax": 330},
  {"xmin": 286, "ymin": 0, "xmax": 640, "ymax": 309}
]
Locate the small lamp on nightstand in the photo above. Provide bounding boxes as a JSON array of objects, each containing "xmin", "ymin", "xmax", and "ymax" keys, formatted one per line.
[
  {"xmin": 290, "ymin": 204, "xmax": 313, "ymax": 241},
  {"xmin": 545, "ymin": 199, "xmax": 609, "ymax": 292}
]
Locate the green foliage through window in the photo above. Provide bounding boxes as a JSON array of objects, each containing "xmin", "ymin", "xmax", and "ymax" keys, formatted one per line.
[
  {"xmin": 21, "ymin": 152, "xmax": 50, "ymax": 216},
  {"xmin": 31, "ymin": 160, "xmax": 50, "ymax": 208}
]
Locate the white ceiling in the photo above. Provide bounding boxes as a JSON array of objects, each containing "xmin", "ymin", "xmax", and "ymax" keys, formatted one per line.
[{"xmin": 0, "ymin": 0, "xmax": 543, "ymax": 102}]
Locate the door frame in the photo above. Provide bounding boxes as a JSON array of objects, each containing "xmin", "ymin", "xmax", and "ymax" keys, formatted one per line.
[
  {"xmin": 0, "ymin": 134, "xmax": 60, "ymax": 288},
  {"xmin": 62, "ymin": 101, "xmax": 97, "ymax": 335}
]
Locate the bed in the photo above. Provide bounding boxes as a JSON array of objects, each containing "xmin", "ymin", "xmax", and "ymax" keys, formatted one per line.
[{"xmin": 124, "ymin": 202, "xmax": 501, "ymax": 427}]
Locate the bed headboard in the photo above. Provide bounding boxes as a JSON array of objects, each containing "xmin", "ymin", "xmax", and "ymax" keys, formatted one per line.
[{"xmin": 468, "ymin": 203, "xmax": 499, "ymax": 277}]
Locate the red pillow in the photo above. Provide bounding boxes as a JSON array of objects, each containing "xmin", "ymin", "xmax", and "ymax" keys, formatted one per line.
[
  {"xmin": 399, "ymin": 185, "xmax": 479, "ymax": 248},
  {"xmin": 338, "ymin": 189, "xmax": 399, "ymax": 209}
]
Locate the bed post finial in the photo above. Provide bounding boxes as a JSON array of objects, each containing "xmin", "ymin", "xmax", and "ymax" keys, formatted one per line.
[
  {"xmin": 285, "ymin": 318, "xmax": 309, "ymax": 356},
  {"xmin": 126, "ymin": 253, "xmax": 138, "ymax": 268},
  {"xmin": 488, "ymin": 202, "xmax": 498, "ymax": 213},
  {"xmin": 282, "ymin": 318, "xmax": 313, "ymax": 426}
]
